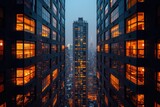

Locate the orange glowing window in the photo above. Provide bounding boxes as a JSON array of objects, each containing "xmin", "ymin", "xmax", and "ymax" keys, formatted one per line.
[
  {"xmin": 111, "ymin": 24, "xmax": 120, "ymax": 38},
  {"xmin": 126, "ymin": 12, "xmax": 144, "ymax": 33},
  {"xmin": 126, "ymin": 64, "xmax": 145, "ymax": 85},
  {"xmin": 97, "ymin": 45, "xmax": 100, "ymax": 52},
  {"xmin": 105, "ymin": 95, "xmax": 108, "ymax": 106},
  {"xmin": 16, "ymin": 93, "xmax": 31, "ymax": 106},
  {"xmin": 42, "ymin": 74, "xmax": 50, "ymax": 92},
  {"xmin": 52, "ymin": 69, "xmax": 59, "ymax": 81},
  {"xmin": 157, "ymin": 44, "xmax": 160, "ymax": 59},
  {"xmin": 51, "ymin": 45, "xmax": 57, "ymax": 53},
  {"xmin": 137, "ymin": 94, "xmax": 144, "ymax": 106},
  {"xmin": 52, "ymin": 94, "xmax": 58, "ymax": 106},
  {"xmin": 110, "ymin": 74, "xmax": 120, "ymax": 91},
  {"xmin": 16, "ymin": 65, "xmax": 35, "ymax": 85},
  {"xmin": 155, "ymin": 102, "xmax": 160, "ymax": 107},
  {"xmin": 16, "ymin": 41, "xmax": 35, "ymax": 59},
  {"xmin": 62, "ymin": 45, "xmax": 65, "ymax": 51},
  {"xmin": 0, "ymin": 103, "xmax": 6, "ymax": 107},
  {"xmin": 16, "ymin": 14, "xmax": 35, "ymax": 34},
  {"xmin": 0, "ymin": 40, "xmax": 3, "ymax": 59},
  {"xmin": 42, "ymin": 25, "xmax": 50, "ymax": 38},
  {"xmin": 42, "ymin": 92, "xmax": 49, "ymax": 105},
  {"xmin": 104, "ymin": 44, "xmax": 109, "ymax": 53},
  {"xmin": 126, "ymin": 40, "xmax": 144, "ymax": 58},
  {"xmin": 157, "ymin": 72, "xmax": 160, "ymax": 91}
]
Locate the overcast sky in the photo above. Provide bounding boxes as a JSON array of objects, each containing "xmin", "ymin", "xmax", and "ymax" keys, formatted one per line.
[{"xmin": 65, "ymin": 0, "xmax": 96, "ymax": 50}]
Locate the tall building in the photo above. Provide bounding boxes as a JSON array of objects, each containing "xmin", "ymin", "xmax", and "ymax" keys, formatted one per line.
[
  {"xmin": 0, "ymin": 0, "xmax": 65, "ymax": 106},
  {"xmin": 73, "ymin": 18, "xmax": 88, "ymax": 107},
  {"xmin": 97, "ymin": 0, "xmax": 160, "ymax": 107},
  {"xmin": 65, "ymin": 45, "xmax": 74, "ymax": 107}
]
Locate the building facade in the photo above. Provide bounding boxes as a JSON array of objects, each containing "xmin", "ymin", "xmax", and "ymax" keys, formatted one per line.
[
  {"xmin": 73, "ymin": 18, "xmax": 88, "ymax": 107},
  {"xmin": 97, "ymin": 0, "xmax": 160, "ymax": 106},
  {"xmin": 0, "ymin": 0, "xmax": 65, "ymax": 106}
]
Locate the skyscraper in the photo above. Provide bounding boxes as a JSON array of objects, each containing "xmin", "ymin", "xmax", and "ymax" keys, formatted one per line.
[
  {"xmin": 0, "ymin": 0, "xmax": 65, "ymax": 106},
  {"xmin": 73, "ymin": 18, "xmax": 88, "ymax": 107},
  {"xmin": 97, "ymin": 0, "xmax": 160, "ymax": 106}
]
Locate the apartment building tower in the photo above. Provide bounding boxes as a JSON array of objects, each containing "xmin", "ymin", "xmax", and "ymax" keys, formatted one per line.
[
  {"xmin": 97, "ymin": 0, "xmax": 160, "ymax": 106},
  {"xmin": 0, "ymin": 0, "xmax": 65, "ymax": 106},
  {"xmin": 73, "ymin": 18, "xmax": 88, "ymax": 107}
]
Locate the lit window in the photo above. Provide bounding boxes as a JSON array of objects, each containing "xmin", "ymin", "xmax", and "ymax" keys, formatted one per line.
[
  {"xmin": 126, "ymin": 40, "xmax": 144, "ymax": 58},
  {"xmin": 111, "ymin": 6, "xmax": 119, "ymax": 23},
  {"xmin": 111, "ymin": 24, "xmax": 120, "ymax": 38},
  {"xmin": 16, "ymin": 93, "xmax": 32, "ymax": 106},
  {"xmin": 126, "ymin": 64, "xmax": 145, "ymax": 85},
  {"xmin": 16, "ymin": 41, "xmax": 35, "ymax": 59},
  {"xmin": 42, "ymin": 75, "xmax": 50, "ymax": 92},
  {"xmin": 105, "ymin": 95, "xmax": 108, "ymax": 106},
  {"xmin": 157, "ymin": 72, "xmax": 160, "ymax": 91},
  {"xmin": 0, "ymin": 40, "xmax": 3, "ymax": 60},
  {"xmin": 16, "ymin": 65, "xmax": 35, "ymax": 85},
  {"xmin": 62, "ymin": 45, "xmax": 65, "ymax": 51},
  {"xmin": 126, "ymin": 0, "xmax": 144, "ymax": 10},
  {"xmin": 52, "ymin": 69, "xmax": 59, "ymax": 80},
  {"xmin": 16, "ymin": 14, "xmax": 35, "ymax": 34},
  {"xmin": 110, "ymin": 74, "xmax": 120, "ymax": 91},
  {"xmin": 0, "ymin": 103, "xmax": 6, "ymax": 107},
  {"xmin": 126, "ymin": 12, "xmax": 144, "ymax": 33},
  {"xmin": 137, "ymin": 94, "xmax": 144, "ymax": 106},
  {"xmin": 110, "ymin": 0, "xmax": 117, "ymax": 7},
  {"xmin": 42, "ymin": 92, "xmax": 49, "ymax": 106},
  {"xmin": 52, "ymin": 94, "xmax": 57, "ymax": 106},
  {"xmin": 104, "ymin": 44, "xmax": 109, "ymax": 53},
  {"xmin": 42, "ymin": 25, "xmax": 50, "ymax": 38},
  {"xmin": 157, "ymin": 43, "xmax": 160, "ymax": 59},
  {"xmin": 51, "ymin": 45, "xmax": 57, "ymax": 53},
  {"xmin": 97, "ymin": 45, "xmax": 100, "ymax": 52},
  {"xmin": 155, "ymin": 102, "xmax": 160, "ymax": 107},
  {"xmin": 42, "ymin": 7, "xmax": 50, "ymax": 23}
]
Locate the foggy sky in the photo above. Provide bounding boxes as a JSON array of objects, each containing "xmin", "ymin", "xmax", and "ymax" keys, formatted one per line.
[{"xmin": 65, "ymin": 0, "xmax": 96, "ymax": 50}]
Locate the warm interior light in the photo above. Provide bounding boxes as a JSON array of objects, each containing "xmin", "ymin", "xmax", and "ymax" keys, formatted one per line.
[
  {"xmin": 0, "ymin": 40, "xmax": 3, "ymax": 46},
  {"xmin": 142, "ymin": 68, "xmax": 145, "ymax": 72}
]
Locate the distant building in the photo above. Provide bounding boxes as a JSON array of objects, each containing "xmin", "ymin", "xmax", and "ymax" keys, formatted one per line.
[
  {"xmin": 73, "ymin": 18, "xmax": 88, "ymax": 107},
  {"xmin": 0, "ymin": 0, "xmax": 65, "ymax": 106},
  {"xmin": 97, "ymin": 0, "xmax": 160, "ymax": 106}
]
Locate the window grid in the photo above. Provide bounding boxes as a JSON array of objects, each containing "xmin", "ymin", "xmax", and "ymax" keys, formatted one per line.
[
  {"xmin": 111, "ymin": 6, "xmax": 119, "ymax": 23},
  {"xmin": 16, "ymin": 41, "xmax": 35, "ymax": 59},
  {"xmin": 126, "ymin": 12, "xmax": 144, "ymax": 33}
]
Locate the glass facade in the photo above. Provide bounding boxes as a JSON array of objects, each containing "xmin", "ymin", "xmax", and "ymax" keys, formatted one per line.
[
  {"xmin": 16, "ymin": 65, "xmax": 35, "ymax": 85},
  {"xmin": 16, "ymin": 41, "xmax": 35, "ymax": 59},
  {"xmin": 126, "ymin": 12, "xmax": 144, "ymax": 33},
  {"xmin": 16, "ymin": 14, "xmax": 35, "ymax": 34}
]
